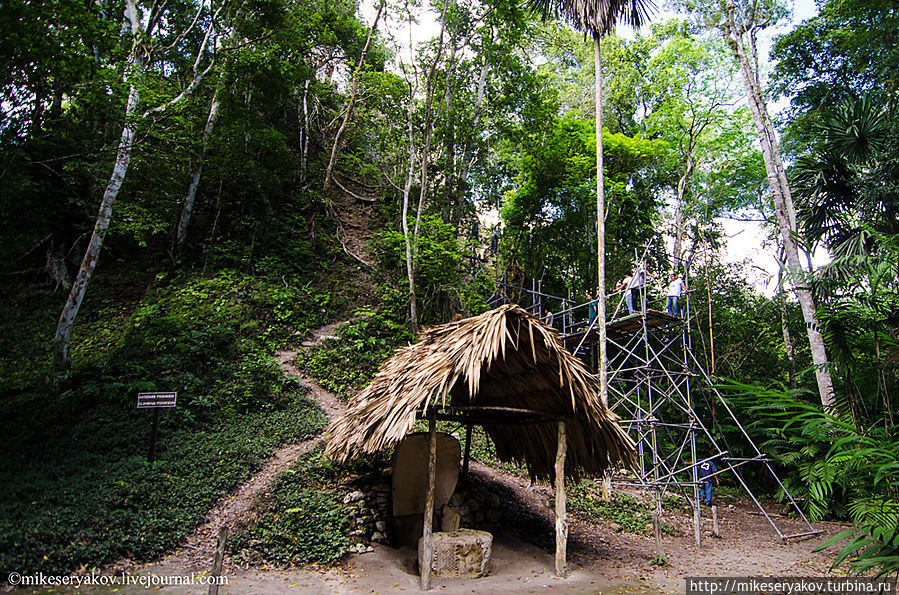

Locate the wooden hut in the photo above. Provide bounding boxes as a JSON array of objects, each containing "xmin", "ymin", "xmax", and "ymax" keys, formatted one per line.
[{"xmin": 324, "ymin": 304, "xmax": 636, "ymax": 589}]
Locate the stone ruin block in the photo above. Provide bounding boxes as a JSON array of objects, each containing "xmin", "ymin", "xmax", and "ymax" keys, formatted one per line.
[{"xmin": 418, "ymin": 529, "xmax": 492, "ymax": 579}]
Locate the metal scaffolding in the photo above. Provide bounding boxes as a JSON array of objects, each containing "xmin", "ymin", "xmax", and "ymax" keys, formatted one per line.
[{"xmin": 497, "ymin": 275, "xmax": 821, "ymax": 551}]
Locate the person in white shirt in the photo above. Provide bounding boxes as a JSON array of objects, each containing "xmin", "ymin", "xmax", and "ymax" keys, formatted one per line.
[
  {"xmin": 666, "ymin": 273, "xmax": 687, "ymax": 318},
  {"xmin": 629, "ymin": 262, "xmax": 653, "ymax": 313},
  {"xmin": 616, "ymin": 273, "xmax": 634, "ymax": 313}
]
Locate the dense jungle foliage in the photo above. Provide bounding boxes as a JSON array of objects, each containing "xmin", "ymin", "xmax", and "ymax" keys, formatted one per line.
[{"xmin": 1, "ymin": 0, "xmax": 897, "ymax": 580}]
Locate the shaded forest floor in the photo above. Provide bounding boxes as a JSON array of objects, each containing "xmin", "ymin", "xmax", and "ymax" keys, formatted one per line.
[{"xmin": 38, "ymin": 470, "xmax": 849, "ymax": 595}]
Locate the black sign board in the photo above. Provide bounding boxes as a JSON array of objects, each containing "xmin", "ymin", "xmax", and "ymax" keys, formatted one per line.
[{"xmin": 137, "ymin": 392, "xmax": 177, "ymax": 408}]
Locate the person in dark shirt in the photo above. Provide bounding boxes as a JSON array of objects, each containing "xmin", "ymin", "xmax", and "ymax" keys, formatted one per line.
[
  {"xmin": 698, "ymin": 457, "xmax": 719, "ymax": 506},
  {"xmin": 586, "ymin": 292, "xmax": 597, "ymax": 326}
]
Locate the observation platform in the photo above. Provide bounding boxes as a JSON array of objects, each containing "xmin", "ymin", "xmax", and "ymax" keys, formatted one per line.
[{"xmin": 561, "ymin": 309, "xmax": 682, "ymax": 350}]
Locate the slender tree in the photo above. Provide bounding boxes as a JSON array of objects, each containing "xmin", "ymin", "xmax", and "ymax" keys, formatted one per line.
[
  {"xmin": 676, "ymin": 0, "xmax": 836, "ymax": 409},
  {"xmin": 323, "ymin": 0, "xmax": 386, "ymax": 192},
  {"xmin": 53, "ymin": 0, "xmax": 223, "ymax": 372}
]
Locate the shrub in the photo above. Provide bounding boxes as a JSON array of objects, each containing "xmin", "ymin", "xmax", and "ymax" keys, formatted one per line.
[
  {"xmin": 229, "ymin": 448, "xmax": 379, "ymax": 566},
  {"xmin": 297, "ymin": 308, "xmax": 412, "ymax": 399}
]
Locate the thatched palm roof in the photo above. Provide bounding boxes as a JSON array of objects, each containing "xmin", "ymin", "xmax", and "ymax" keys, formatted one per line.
[{"xmin": 324, "ymin": 304, "xmax": 636, "ymax": 480}]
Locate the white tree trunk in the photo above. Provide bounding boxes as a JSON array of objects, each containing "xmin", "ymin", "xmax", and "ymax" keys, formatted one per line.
[
  {"xmin": 409, "ymin": 0, "xmax": 450, "ymax": 332},
  {"xmin": 414, "ymin": 0, "xmax": 450, "ymax": 246},
  {"xmin": 595, "ymin": 34, "xmax": 607, "ymax": 407},
  {"xmin": 53, "ymin": 0, "xmax": 220, "ymax": 372},
  {"xmin": 53, "ymin": 80, "xmax": 142, "ymax": 371},
  {"xmin": 402, "ymin": 88, "xmax": 419, "ymax": 335},
  {"xmin": 723, "ymin": 0, "xmax": 835, "ymax": 409},
  {"xmin": 595, "ymin": 35, "xmax": 613, "ymax": 501},
  {"xmin": 176, "ymin": 87, "xmax": 221, "ymax": 249},
  {"xmin": 300, "ymin": 79, "xmax": 310, "ymax": 184},
  {"xmin": 673, "ymin": 151, "xmax": 695, "ymax": 265},
  {"xmin": 457, "ymin": 47, "xmax": 489, "ymax": 191}
]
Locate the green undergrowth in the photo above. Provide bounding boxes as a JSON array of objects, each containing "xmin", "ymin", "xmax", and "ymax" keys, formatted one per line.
[
  {"xmin": 0, "ymin": 390, "xmax": 326, "ymax": 577},
  {"xmin": 296, "ymin": 306, "xmax": 412, "ymax": 399},
  {"xmin": 0, "ymin": 264, "xmax": 343, "ymax": 579},
  {"xmin": 67, "ymin": 269, "xmax": 336, "ymax": 413},
  {"xmin": 230, "ymin": 447, "xmax": 381, "ymax": 566},
  {"xmin": 568, "ymin": 484, "xmax": 681, "ymax": 536}
]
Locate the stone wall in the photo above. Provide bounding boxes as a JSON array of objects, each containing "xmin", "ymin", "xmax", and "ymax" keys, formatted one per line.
[
  {"xmin": 342, "ymin": 471, "xmax": 506, "ymax": 551},
  {"xmin": 343, "ymin": 472, "xmax": 392, "ymax": 553},
  {"xmin": 449, "ymin": 479, "xmax": 503, "ymax": 530}
]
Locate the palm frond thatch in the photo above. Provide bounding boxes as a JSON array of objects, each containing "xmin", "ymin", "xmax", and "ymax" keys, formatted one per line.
[
  {"xmin": 324, "ymin": 304, "xmax": 636, "ymax": 481},
  {"xmin": 528, "ymin": 0, "xmax": 654, "ymax": 37}
]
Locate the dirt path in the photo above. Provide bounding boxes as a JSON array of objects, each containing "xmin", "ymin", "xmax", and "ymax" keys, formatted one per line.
[{"xmin": 104, "ymin": 322, "xmax": 351, "ymax": 579}]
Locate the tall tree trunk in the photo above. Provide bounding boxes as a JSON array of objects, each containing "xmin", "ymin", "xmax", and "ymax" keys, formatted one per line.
[
  {"xmin": 457, "ymin": 50, "xmax": 488, "ymax": 198},
  {"xmin": 705, "ymin": 245, "xmax": 715, "ymax": 374},
  {"xmin": 176, "ymin": 87, "xmax": 221, "ymax": 251},
  {"xmin": 594, "ymin": 34, "xmax": 607, "ymax": 406},
  {"xmin": 53, "ymin": 75, "xmax": 143, "ymax": 372},
  {"xmin": 402, "ymin": 83, "xmax": 420, "ymax": 335},
  {"xmin": 723, "ymin": 0, "xmax": 835, "ymax": 409},
  {"xmin": 300, "ymin": 79, "xmax": 311, "ymax": 185},
  {"xmin": 413, "ymin": 0, "xmax": 451, "ymax": 268},
  {"xmin": 777, "ymin": 246, "xmax": 797, "ymax": 389},
  {"xmin": 673, "ymin": 150, "xmax": 696, "ymax": 266},
  {"xmin": 441, "ymin": 41, "xmax": 457, "ymax": 224},
  {"xmin": 594, "ymin": 34, "xmax": 612, "ymax": 501},
  {"xmin": 323, "ymin": 0, "xmax": 385, "ymax": 192}
]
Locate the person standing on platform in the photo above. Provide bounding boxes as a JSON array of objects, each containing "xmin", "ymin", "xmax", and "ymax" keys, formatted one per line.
[
  {"xmin": 586, "ymin": 292, "xmax": 597, "ymax": 326},
  {"xmin": 617, "ymin": 273, "xmax": 634, "ymax": 314},
  {"xmin": 489, "ymin": 225, "xmax": 501, "ymax": 254},
  {"xmin": 629, "ymin": 262, "xmax": 653, "ymax": 314},
  {"xmin": 699, "ymin": 457, "xmax": 719, "ymax": 506},
  {"xmin": 666, "ymin": 273, "xmax": 687, "ymax": 318},
  {"xmin": 544, "ymin": 308, "xmax": 554, "ymax": 327}
]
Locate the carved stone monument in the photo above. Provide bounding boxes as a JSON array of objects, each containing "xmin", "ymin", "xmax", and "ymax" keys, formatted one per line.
[{"xmin": 418, "ymin": 529, "xmax": 493, "ymax": 578}]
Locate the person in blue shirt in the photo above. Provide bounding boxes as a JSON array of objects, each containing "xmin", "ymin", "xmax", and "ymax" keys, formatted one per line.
[{"xmin": 698, "ymin": 457, "xmax": 719, "ymax": 506}]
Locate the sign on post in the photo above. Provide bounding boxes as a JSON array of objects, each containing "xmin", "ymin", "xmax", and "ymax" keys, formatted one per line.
[
  {"xmin": 137, "ymin": 392, "xmax": 177, "ymax": 463},
  {"xmin": 137, "ymin": 392, "xmax": 177, "ymax": 408}
]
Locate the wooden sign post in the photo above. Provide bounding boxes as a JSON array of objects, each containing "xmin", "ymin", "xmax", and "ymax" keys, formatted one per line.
[{"xmin": 137, "ymin": 392, "xmax": 177, "ymax": 463}]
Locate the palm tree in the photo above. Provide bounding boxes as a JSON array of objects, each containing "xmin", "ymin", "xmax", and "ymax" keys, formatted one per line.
[
  {"xmin": 794, "ymin": 96, "xmax": 893, "ymax": 259},
  {"xmin": 528, "ymin": 0, "xmax": 654, "ymax": 417}
]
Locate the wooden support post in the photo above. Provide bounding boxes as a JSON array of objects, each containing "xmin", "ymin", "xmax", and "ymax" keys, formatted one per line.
[
  {"xmin": 462, "ymin": 424, "xmax": 473, "ymax": 478},
  {"xmin": 420, "ymin": 409, "xmax": 438, "ymax": 591},
  {"xmin": 148, "ymin": 408, "xmax": 161, "ymax": 463},
  {"xmin": 554, "ymin": 420, "xmax": 568, "ymax": 578},
  {"xmin": 208, "ymin": 526, "xmax": 228, "ymax": 595},
  {"xmin": 712, "ymin": 505, "xmax": 719, "ymax": 538}
]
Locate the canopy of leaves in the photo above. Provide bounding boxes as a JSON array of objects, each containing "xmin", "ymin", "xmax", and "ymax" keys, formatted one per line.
[{"xmin": 501, "ymin": 116, "xmax": 664, "ymax": 297}]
